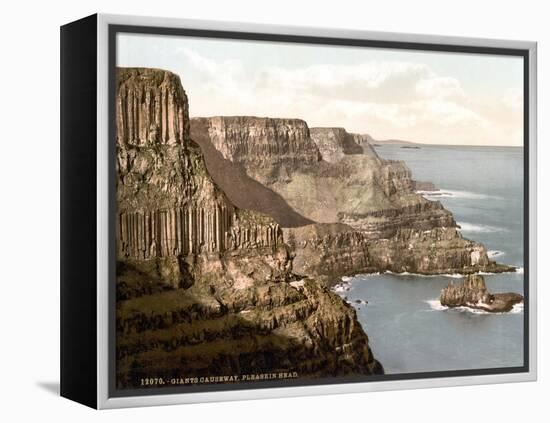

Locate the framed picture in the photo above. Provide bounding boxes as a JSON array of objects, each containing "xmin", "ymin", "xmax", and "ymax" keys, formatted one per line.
[{"xmin": 60, "ymin": 14, "xmax": 537, "ymax": 409}]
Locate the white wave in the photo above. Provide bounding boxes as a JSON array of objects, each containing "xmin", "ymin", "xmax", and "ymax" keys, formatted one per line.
[
  {"xmin": 426, "ymin": 300, "xmax": 449, "ymax": 311},
  {"xmin": 416, "ymin": 190, "xmax": 454, "ymax": 198},
  {"xmin": 510, "ymin": 303, "xmax": 524, "ymax": 314},
  {"xmin": 476, "ymin": 271, "xmax": 498, "ymax": 276},
  {"xmin": 337, "ymin": 266, "xmax": 517, "ymax": 286},
  {"xmin": 384, "ymin": 270, "xmax": 495, "ymax": 279},
  {"xmin": 332, "ymin": 279, "xmax": 352, "ymax": 293},
  {"xmin": 457, "ymin": 222, "xmax": 503, "ymax": 233},
  {"xmin": 332, "ymin": 284, "xmax": 349, "ymax": 293},
  {"xmin": 445, "ymin": 189, "xmax": 496, "ymax": 199},
  {"xmin": 426, "ymin": 299, "xmax": 524, "ymax": 315},
  {"xmin": 488, "ymin": 250, "xmax": 505, "ymax": 258},
  {"xmin": 417, "ymin": 189, "xmax": 498, "ymax": 200},
  {"xmin": 386, "ymin": 270, "xmax": 460, "ymax": 278}
]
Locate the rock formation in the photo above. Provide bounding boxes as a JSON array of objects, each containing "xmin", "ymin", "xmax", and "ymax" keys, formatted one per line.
[
  {"xmin": 309, "ymin": 127, "xmax": 372, "ymax": 163},
  {"xmin": 190, "ymin": 117, "xmax": 513, "ymax": 283},
  {"xmin": 412, "ymin": 180, "xmax": 437, "ymax": 192},
  {"xmin": 282, "ymin": 223, "xmax": 370, "ymax": 286},
  {"xmin": 191, "ymin": 118, "xmax": 455, "ymax": 232},
  {"xmin": 190, "ymin": 117, "xmax": 314, "ymax": 228},
  {"xmin": 115, "ymin": 68, "xmax": 382, "ymax": 389},
  {"xmin": 117, "ymin": 70, "xmax": 283, "ymax": 261},
  {"xmin": 191, "ymin": 116, "xmax": 321, "ymax": 181},
  {"xmin": 440, "ymin": 275, "xmax": 523, "ymax": 313},
  {"xmin": 283, "ymin": 224, "xmax": 510, "ymax": 286}
]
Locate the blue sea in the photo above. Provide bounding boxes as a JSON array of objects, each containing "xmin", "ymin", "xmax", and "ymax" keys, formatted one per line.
[{"xmin": 334, "ymin": 144, "xmax": 525, "ymax": 374}]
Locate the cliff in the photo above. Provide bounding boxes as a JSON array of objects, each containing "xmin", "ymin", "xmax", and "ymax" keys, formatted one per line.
[
  {"xmin": 440, "ymin": 275, "xmax": 523, "ymax": 313},
  {"xmin": 191, "ymin": 118, "xmax": 455, "ymax": 231},
  {"xmin": 191, "ymin": 116, "xmax": 321, "ymax": 183},
  {"xmin": 191, "ymin": 117, "xmax": 510, "ymax": 281},
  {"xmin": 309, "ymin": 127, "xmax": 374, "ymax": 163},
  {"xmin": 115, "ymin": 68, "xmax": 382, "ymax": 388},
  {"xmin": 117, "ymin": 70, "xmax": 282, "ymax": 260},
  {"xmin": 190, "ymin": 117, "xmax": 314, "ymax": 228},
  {"xmin": 283, "ymin": 224, "xmax": 509, "ymax": 286},
  {"xmin": 117, "ymin": 273, "xmax": 382, "ymax": 385}
]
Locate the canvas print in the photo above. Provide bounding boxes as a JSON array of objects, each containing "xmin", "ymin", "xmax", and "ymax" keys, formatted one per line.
[{"xmin": 114, "ymin": 32, "xmax": 525, "ymax": 392}]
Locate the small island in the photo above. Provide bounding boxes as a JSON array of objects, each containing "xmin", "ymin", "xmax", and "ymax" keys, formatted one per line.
[{"xmin": 440, "ymin": 275, "xmax": 523, "ymax": 313}]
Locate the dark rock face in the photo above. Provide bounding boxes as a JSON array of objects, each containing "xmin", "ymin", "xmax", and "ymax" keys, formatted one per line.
[
  {"xmin": 440, "ymin": 275, "xmax": 523, "ymax": 313},
  {"xmin": 117, "ymin": 273, "xmax": 383, "ymax": 386},
  {"xmin": 191, "ymin": 117, "xmax": 512, "ymax": 281},
  {"xmin": 116, "ymin": 68, "xmax": 382, "ymax": 389}
]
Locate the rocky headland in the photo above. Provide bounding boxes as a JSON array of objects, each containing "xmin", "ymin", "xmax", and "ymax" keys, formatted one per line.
[
  {"xmin": 115, "ymin": 68, "xmax": 382, "ymax": 389},
  {"xmin": 190, "ymin": 117, "xmax": 514, "ymax": 284},
  {"xmin": 440, "ymin": 275, "xmax": 523, "ymax": 313}
]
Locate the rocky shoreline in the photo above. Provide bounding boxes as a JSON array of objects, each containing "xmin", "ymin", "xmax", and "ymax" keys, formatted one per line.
[
  {"xmin": 440, "ymin": 275, "xmax": 523, "ymax": 313},
  {"xmin": 116, "ymin": 67, "xmax": 517, "ymax": 389}
]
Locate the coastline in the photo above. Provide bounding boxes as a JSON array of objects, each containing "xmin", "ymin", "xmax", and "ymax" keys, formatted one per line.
[{"xmin": 328, "ymin": 265, "xmax": 519, "ymax": 290}]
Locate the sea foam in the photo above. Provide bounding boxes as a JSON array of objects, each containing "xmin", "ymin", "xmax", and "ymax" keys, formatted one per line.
[
  {"xmin": 417, "ymin": 189, "xmax": 498, "ymax": 200},
  {"xmin": 383, "ymin": 270, "xmax": 492, "ymax": 279},
  {"xmin": 426, "ymin": 299, "xmax": 524, "ymax": 315},
  {"xmin": 488, "ymin": 250, "xmax": 505, "ymax": 258},
  {"xmin": 457, "ymin": 222, "xmax": 504, "ymax": 233}
]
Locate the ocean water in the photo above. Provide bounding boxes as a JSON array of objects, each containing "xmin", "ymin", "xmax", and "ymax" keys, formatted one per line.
[{"xmin": 335, "ymin": 144, "xmax": 525, "ymax": 374}]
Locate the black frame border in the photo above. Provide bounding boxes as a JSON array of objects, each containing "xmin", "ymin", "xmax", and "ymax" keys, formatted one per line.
[
  {"xmin": 60, "ymin": 14, "xmax": 98, "ymax": 409},
  {"xmin": 107, "ymin": 23, "xmax": 530, "ymax": 399}
]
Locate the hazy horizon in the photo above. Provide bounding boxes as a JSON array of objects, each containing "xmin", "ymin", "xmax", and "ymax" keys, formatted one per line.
[{"xmin": 117, "ymin": 33, "xmax": 524, "ymax": 147}]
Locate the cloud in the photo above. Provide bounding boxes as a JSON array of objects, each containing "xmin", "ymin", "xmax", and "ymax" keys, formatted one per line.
[
  {"xmin": 254, "ymin": 61, "xmax": 431, "ymax": 103},
  {"xmin": 178, "ymin": 47, "xmax": 245, "ymax": 93},
  {"xmin": 157, "ymin": 46, "xmax": 521, "ymax": 146},
  {"xmin": 415, "ymin": 76, "xmax": 465, "ymax": 100}
]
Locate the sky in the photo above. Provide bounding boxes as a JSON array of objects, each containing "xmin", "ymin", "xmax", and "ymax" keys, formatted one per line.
[{"xmin": 117, "ymin": 33, "xmax": 524, "ymax": 146}]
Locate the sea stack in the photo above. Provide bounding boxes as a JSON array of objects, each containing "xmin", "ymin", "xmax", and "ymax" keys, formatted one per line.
[{"xmin": 440, "ymin": 275, "xmax": 523, "ymax": 313}]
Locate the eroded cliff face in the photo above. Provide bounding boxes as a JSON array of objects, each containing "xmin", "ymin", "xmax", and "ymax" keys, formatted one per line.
[
  {"xmin": 117, "ymin": 70, "xmax": 282, "ymax": 260},
  {"xmin": 191, "ymin": 117, "xmax": 507, "ymax": 280},
  {"xmin": 115, "ymin": 68, "xmax": 381, "ymax": 388},
  {"xmin": 117, "ymin": 270, "xmax": 382, "ymax": 386},
  {"xmin": 283, "ymin": 224, "xmax": 511, "ymax": 286},
  {"xmin": 282, "ymin": 224, "xmax": 371, "ymax": 286},
  {"xmin": 191, "ymin": 116, "xmax": 321, "ymax": 183},
  {"xmin": 309, "ymin": 127, "xmax": 368, "ymax": 163},
  {"xmin": 191, "ymin": 119, "xmax": 454, "ymax": 231}
]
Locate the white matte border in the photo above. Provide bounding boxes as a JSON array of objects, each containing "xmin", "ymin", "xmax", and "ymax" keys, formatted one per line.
[{"xmin": 96, "ymin": 13, "xmax": 537, "ymax": 409}]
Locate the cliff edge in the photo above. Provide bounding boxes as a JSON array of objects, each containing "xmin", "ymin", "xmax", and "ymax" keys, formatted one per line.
[
  {"xmin": 190, "ymin": 117, "xmax": 513, "ymax": 284},
  {"xmin": 115, "ymin": 68, "xmax": 382, "ymax": 388}
]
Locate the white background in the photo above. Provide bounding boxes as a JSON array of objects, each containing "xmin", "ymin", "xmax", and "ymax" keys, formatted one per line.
[{"xmin": 0, "ymin": 0, "xmax": 547, "ymax": 421}]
